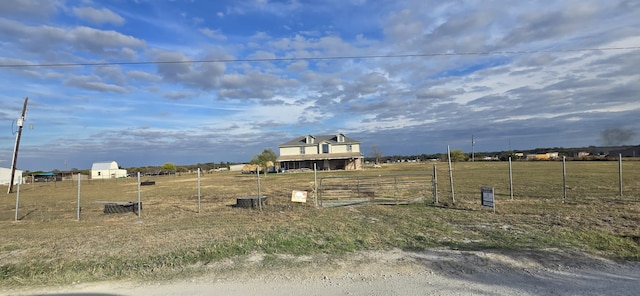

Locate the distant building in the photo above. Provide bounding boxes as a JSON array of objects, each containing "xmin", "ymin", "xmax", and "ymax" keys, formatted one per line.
[
  {"xmin": 0, "ymin": 167, "xmax": 23, "ymax": 185},
  {"xmin": 229, "ymin": 164, "xmax": 246, "ymax": 172},
  {"xmin": 577, "ymin": 151, "xmax": 590, "ymax": 158},
  {"xmin": 526, "ymin": 152, "xmax": 560, "ymax": 160},
  {"xmin": 277, "ymin": 133, "xmax": 363, "ymax": 171},
  {"xmin": 91, "ymin": 161, "xmax": 127, "ymax": 179}
]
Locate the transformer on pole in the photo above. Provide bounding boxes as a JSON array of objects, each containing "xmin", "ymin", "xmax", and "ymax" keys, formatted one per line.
[{"xmin": 8, "ymin": 97, "xmax": 28, "ymax": 194}]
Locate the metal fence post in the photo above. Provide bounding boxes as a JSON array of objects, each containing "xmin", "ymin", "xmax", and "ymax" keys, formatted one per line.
[
  {"xmin": 433, "ymin": 165, "xmax": 438, "ymax": 204},
  {"xmin": 618, "ymin": 154, "xmax": 623, "ymax": 197},
  {"xmin": 447, "ymin": 145, "xmax": 455, "ymax": 204},
  {"xmin": 77, "ymin": 173, "xmax": 81, "ymax": 220},
  {"xmin": 562, "ymin": 156, "xmax": 567, "ymax": 200},
  {"xmin": 15, "ymin": 176, "xmax": 21, "ymax": 221},
  {"xmin": 314, "ymin": 163, "xmax": 318, "ymax": 207},
  {"xmin": 509, "ymin": 157, "xmax": 513, "ymax": 200},
  {"xmin": 137, "ymin": 172, "xmax": 142, "ymax": 218}
]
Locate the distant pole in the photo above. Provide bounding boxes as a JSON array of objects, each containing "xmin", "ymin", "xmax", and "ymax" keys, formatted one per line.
[
  {"xmin": 8, "ymin": 97, "xmax": 28, "ymax": 194},
  {"xmin": 447, "ymin": 145, "xmax": 455, "ymax": 204},
  {"xmin": 618, "ymin": 154, "xmax": 623, "ymax": 197},
  {"xmin": 508, "ymin": 157, "xmax": 513, "ymax": 200},
  {"xmin": 197, "ymin": 168, "xmax": 201, "ymax": 213},
  {"xmin": 77, "ymin": 173, "xmax": 81, "ymax": 220},
  {"xmin": 562, "ymin": 156, "xmax": 567, "ymax": 200}
]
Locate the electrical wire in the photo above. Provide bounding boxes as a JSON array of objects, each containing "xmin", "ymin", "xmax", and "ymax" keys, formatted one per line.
[{"xmin": 0, "ymin": 46, "xmax": 638, "ymax": 68}]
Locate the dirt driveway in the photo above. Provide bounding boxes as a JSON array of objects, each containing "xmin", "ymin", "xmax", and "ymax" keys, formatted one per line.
[{"xmin": 5, "ymin": 248, "xmax": 640, "ymax": 296}]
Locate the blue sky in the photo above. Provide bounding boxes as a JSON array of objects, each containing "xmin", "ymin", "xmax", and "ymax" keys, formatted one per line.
[{"xmin": 1, "ymin": 0, "xmax": 639, "ymax": 171}]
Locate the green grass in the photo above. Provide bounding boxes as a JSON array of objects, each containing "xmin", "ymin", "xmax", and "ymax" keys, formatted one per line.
[{"xmin": 0, "ymin": 161, "xmax": 639, "ymax": 286}]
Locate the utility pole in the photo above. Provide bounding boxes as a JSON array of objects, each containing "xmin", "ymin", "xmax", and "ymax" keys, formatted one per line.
[{"xmin": 8, "ymin": 97, "xmax": 28, "ymax": 194}]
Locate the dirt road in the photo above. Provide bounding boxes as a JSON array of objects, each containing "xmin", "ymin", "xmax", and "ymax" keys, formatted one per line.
[{"xmin": 5, "ymin": 248, "xmax": 639, "ymax": 296}]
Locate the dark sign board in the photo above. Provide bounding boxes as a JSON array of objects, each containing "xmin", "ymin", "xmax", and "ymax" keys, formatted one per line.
[{"xmin": 481, "ymin": 186, "xmax": 494, "ymax": 207}]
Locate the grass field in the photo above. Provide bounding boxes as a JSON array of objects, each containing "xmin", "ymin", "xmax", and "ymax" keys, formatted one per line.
[{"xmin": 1, "ymin": 161, "xmax": 639, "ymax": 286}]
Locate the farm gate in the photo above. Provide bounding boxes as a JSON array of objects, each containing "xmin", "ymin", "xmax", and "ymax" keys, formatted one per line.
[{"xmin": 318, "ymin": 174, "xmax": 434, "ymax": 207}]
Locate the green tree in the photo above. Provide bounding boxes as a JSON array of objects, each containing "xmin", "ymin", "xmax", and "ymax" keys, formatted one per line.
[
  {"xmin": 500, "ymin": 151, "xmax": 519, "ymax": 161},
  {"xmin": 161, "ymin": 162, "xmax": 177, "ymax": 173},
  {"xmin": 449, "ymin": 149, "xmax": 466, "ymax": 162},
  {"xmin": 251, "ymin": 148, "xmax": 278, "ymax": 174}
]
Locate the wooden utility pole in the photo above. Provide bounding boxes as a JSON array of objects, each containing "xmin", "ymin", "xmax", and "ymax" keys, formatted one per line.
[{"xmin": 8, "ymin": 97, "xmax": 28, "ymax": 194}]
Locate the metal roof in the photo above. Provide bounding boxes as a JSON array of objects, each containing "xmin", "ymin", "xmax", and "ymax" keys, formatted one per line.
[
  {"xmin": 91, "ymin": 161, "xmax": 117, "ymax": 170},
  {"xmin": 279, "ymin": 134, "xmax": 360, "ymax": 147}
]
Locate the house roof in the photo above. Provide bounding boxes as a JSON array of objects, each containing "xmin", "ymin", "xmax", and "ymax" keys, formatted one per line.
[
  {"xmin": 279, "ymin": 134, "xmax": 360, "ymax": 147},
  {"xmin": 277, "ymin": 152, "xmax": 363, "ymax": 162},
  {"xmin": 91, "ymin": 161, "xmax": 117, "ymax": 170},
  {"xmin": 34, "ymin": 172, "xmax": 55, "ymax": 177}
]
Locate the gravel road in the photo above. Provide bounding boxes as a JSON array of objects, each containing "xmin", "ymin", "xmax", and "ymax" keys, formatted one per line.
[{"xmin": 5, "ymin": 248, "xmax": 639, "ymax": 296}]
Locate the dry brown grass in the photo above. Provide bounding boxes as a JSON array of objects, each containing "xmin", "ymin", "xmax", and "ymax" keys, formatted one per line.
[{"xmin": 0, "ymin": 161, "xmax": 638, "ymax": 285}]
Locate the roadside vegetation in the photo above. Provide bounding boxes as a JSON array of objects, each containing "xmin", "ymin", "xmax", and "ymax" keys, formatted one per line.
[{"xmin": 0, "ymin": 161, "xmax": 638, "ymax": 286}]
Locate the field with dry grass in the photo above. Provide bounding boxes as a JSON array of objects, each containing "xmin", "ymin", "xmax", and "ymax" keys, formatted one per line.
[{"xmin": 1, "ymin": 161, "xmax": 639, "ymax": 286}]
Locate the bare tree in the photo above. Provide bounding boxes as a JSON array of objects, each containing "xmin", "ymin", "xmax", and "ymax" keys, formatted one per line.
[{"xmin": 371, "ymin": 145, "xmax": 383, "ymax": 164}]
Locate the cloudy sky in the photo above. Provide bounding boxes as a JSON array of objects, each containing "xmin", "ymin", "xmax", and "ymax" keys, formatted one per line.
[{"xmin": 1, "ymin": 0, "xmax": 639, "ymax": 171}]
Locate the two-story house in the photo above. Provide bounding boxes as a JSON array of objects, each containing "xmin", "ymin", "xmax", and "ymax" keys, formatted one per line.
[{"xmin": 277, "ymin": 133, "xmax": 363, "ymax": 171}]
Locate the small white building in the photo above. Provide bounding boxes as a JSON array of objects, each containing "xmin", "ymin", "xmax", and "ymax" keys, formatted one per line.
[
  {"xmin": 229, "ymin": 164, "xmax": 246, "ymax": 172},
  {"xmin": 0, "ymin": 167, "xmax": 23, "ymax": 185},
  {"xmin": 91, "ymin": 161, "xmax": 127, "ymax": 179}
]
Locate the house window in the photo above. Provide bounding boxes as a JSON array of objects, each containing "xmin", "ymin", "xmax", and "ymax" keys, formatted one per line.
[
  {"xmin": 322, "ymin": 143, "xmax": 329, "ymax": 153},
  {"xmin": 347, "ymin": 144, "xmax": 352, "ymax": 152},
  {"xmin": 305, "ymin": 135, "xmax": 314, "ymax": 144},
  {"xmin": 300, "ymin": 146, "xmax": 305, "ymax": 154}
]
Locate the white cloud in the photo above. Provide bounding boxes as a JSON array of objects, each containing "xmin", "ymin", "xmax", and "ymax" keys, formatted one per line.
[
  {"xmin": 72, "ymin": 7, "xmax": 125, "ymax": 25},
  {"xmin": 199, "ymin": 27, "xmax": 226, "ymax": 40},
  {"xmin": 1, "ymin": 0, "xmax": 639, "ymax": 171}
]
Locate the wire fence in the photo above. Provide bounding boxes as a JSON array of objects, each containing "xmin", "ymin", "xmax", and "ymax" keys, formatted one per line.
[
  {"xmin": 435, "ymin": 159, "xmax": 639, "ymax": 204},
  {"xmin": 1, "ymin": 160, "xmax": 638, "ymax": 222}
]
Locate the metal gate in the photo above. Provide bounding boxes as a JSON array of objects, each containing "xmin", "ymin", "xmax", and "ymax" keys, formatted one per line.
[{"xmin": 318, "ymin": 174, "xmax": 434, "ymax": 207}]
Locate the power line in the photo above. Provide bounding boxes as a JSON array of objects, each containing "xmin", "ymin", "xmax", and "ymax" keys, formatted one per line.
[{"xmin": 1, "ymin": 46, "xmax": 639, "ymax": 68}]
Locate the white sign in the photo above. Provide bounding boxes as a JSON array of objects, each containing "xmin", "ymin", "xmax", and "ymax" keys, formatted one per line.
[{"xmin": 291, "ymin": 190, "xmax": 307, "ymax": 203}]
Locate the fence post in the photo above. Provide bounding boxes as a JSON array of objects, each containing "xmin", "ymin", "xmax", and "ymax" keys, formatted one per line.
[
  {"xmin": 15, "ymin": 176, "xmax": 21, "ymax": 221},
  {"xmin": 314, "ymin": 163, "xmax": 318, "ymax": 207},
  {"xmin": 137, "ymin": 172, "xmax": 142, "ymax": 218},
  {"xmin": 618, "ymin": 154, "xmax": 623, "ymax": 197},
  {"xmin": 562, "ymin": 156, "xmax": 567, "ymax": 200},
  {"xmin": 509, "ymin": 157, "xmax": 513, "ymax": 200},
  {"xmin": 433, "ymin": 165, "xmax": 438, "ymax": 204},
  {"xmin": 197, "ymin": 168, "xmax": 201, "ymax": 213},
  {"xmin": 77, "ymin": 173, "xmax": 81, "ymax": 220},
  {"xmin": 447, "ymin": 145, "xmax": 455, "ymax": 204},
  {"xmin": 394, "ymin": 176, "xmax": 398, "ymax": 205},
  {"xmin": 257, "ymin": 167, "xmax": 262, "ymax": 211}
]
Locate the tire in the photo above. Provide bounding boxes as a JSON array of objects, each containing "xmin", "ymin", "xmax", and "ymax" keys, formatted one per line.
[{"xmin": 103, "ymin": 203, "xmax": 129, "ymax": 214}]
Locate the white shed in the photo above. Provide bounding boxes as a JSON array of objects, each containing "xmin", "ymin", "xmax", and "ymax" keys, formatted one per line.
[
  {"xmin": 0, "ymin": 167, "xmax": 23, "ymax": 185},
  {"xmin": 91, "ymin": 161, "xmax": 127, "ymax": 179}
]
